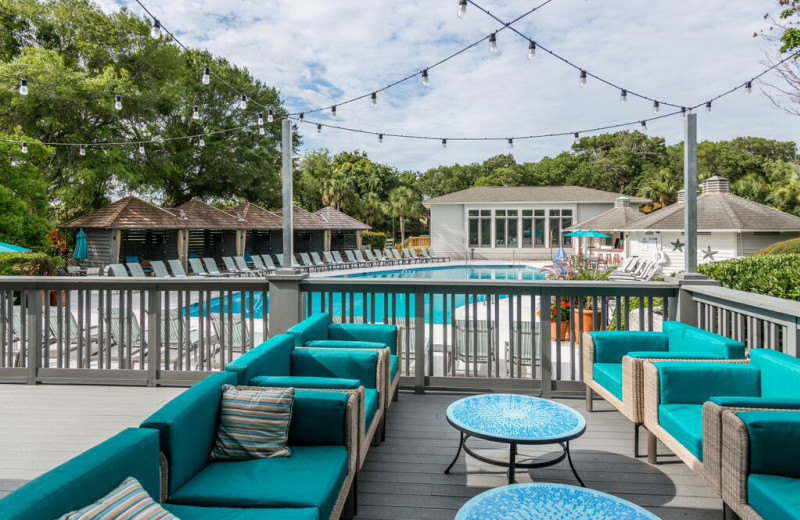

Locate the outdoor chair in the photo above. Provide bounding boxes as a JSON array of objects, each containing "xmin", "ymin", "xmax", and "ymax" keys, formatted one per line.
[
  {"xmin": 428, "ymin": 248, "xmax": 449, "ymax": 262},
  {"xmin": 324, "ymin": 251, "xmax": 343, "ymax": 269},
  {"xmin": 637, "ymin": 263, "xmax": 662, "ymax": 281},
  {"xmin": 353, "ymin": 250, "xmax": 377, "ymax": 267},
  {"xmin": 345, "ymin": 250, "xmax": 367, "ymax": 268},
  {"xmin": 86, "ymin": 267, "xmax": 101, "ymax": 276},
  {"xmin": 584, "ymin": 321, "xmax": 745, "ymax": 457},
  {"xmin": 107, "ymin": 308, "xmax": 145, "ymax": 369},
  {"xmin": 126, "ymin": 262, "xmax": 148, "ymax": 278},
  {"xmin": 188, "ymin": 257, "xmax": 209, "ymax": 276},
  {"xmin": 261, "ymin": 254, "xmax": 278, "ymax": 271},
  {"xmin": 221, "ymin": 257, "xmax": 243, "ymax": 276},
  {"xmin": 332, "ymin": 250, "xmax": 355, "ymax": 269},
  {"xmin": 310, "ymin": 251, "xmax": 329, "ymax": 270},
  {"xmin": 209, "ymin": 312, "xmax": 257, "ymax": 366},
  {"xmin": 202, "ymin": 257, "xmax": 226, "ymax": 277},
  {"xmin": 505, "ymin": 320, "xmax": 541, "ymax": 376},
  {"xmin": 225, "ymin": 333, "xmax": 384, "ymax": 468},
  {"xmin": 234, "ymin": 256, "xmax": 258, "ymax": 277},
  {"xmin": 331, "ymin": 315, "xmax": 365, "ymax": 324},
  {"xmin": 47, "ymin": 307, "xmax": 98, "ymax": 368},
  {"xmin": 642, "ymin": 349, "xmax": 800, "ymax": 493},
  {"xmin": 160, "ymin": 308, "xmax": 202, "ymax": 370},
  {"xmin": 402, "ymin": 249, "xmax": 421, "ymax": 264},
  {"xmin": 107, "ymin": 263, "xmax": 129, "ymax": 277},
  {"xmin": 719, "ymin": 410, "xmax": 800, "ymax": 520},
  {"xmin": 167, "ymin": 259, "xmax": 188, "ymax": 278},
  {"xmin": 275, "ymin": 253, "xmax": 285, "ymax": 268},
  {"xmin": 362, "ymin": 249, "xmax": 382, "ymax": 265},
  {"xmin": 390, "ymin": 249, "xmax": 408, "ymax": 264},
  {"xmin": 150, "ymin": 260, "xmax": 172, "ymax": 278},
  {"xmin": 418, "ymin": 249, "xmax": 441, "ymax": 263},
  {"xmin": 452, "ymin": 318, "xmax": 495, "ymax": 374},
  {"xmin": 66, "ymin": 266, "xmax": 82, "ymax": 276},
  {"xmin": 299, "ymin": 252, "xmax": 318, "ymax": 271},
  {"xmin": 250, "ymin": 255, "xmax": 273, "ymax": 274}
]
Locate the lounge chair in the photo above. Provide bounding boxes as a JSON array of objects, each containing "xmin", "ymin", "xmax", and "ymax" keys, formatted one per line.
[
  {"xmin": 402, "ymin": 249, "xmax": 421, "ymax": 264},
  {"xmin": 167, "ymin": 259, "xmax": 188, "ymax": 278},
  {"xmin": 505, "ymin": 320, "xmax": 540, "ymax": 376},
  {"xmin": 332, "ymin": 251, "xmax": 354, "ymax": 269},
  {"xmin": 234, "ymin": 256, "xmax": 258, "ymax": 277},
  {"xmin": 160, "ymin": 308, "xmax": 201, "ymax": 370},
  {"xmin": 106, "ymin": 308, "xmax": 145, "ymax": 369},
  {"xmin": 353, "ymin": 250, "xmax": 378, "ymax": 267},
  {"xmin": 221, "ymin": 257, "xmax": 243, "ymax": 276},
  {"xmin": 47, "ymin": 308, "xmax": 99, "ymax": 368},
  {"xmin": 210, "ymin": 312, "xmax": 253, "ymax": 365},
  {"xmin": 86, "ymin": 267, "xmax": 101, "ymax": 276},
  {"xmin": 310, "ymin": 252, "xmax": 329, "ymax": 271},
  {"xmin": 150, "ymin": 260, "xmax": 171, "ymax": 278},
  {"xmin": 261, "ymin": 254, "xmax": 278, "ymax": 271},
  {"xmin": 426, "ymin": 247, "xmax": 450, "ymax": 262},
  {"xmin": 323, "ymin": 251, "xmax": 343, "ymax": 269},
  {"xmin": 390, "ymin": 249, "xmax": 408, "ymax": 264},
  {"xmin": 344, "ymin": 250, "xmax": 364, "ymax": 268},
  {"xmin": 188, "ymin": 257, "xmax": 209, "ymax": 276},
  {"xmin": 125, "ymin": 255, "xmax": 151, "ymax": 274},
  {"xmin": 107, "ymin": 263, "xmax": 129, "ymax": 277},
  {"xmin": 299, "ymin": 252, "xmax": 318, "ymax": 272},
  {"xmin": 275, "ymin": 253, "xmax": 285, "ymax": 268},
  {"xmin": 202, "ymin": 257, "xmax": 226, "ymax": 277},
  {"xmin": 364, "ymin": 249, "xmax": 386, "ymax": 266},
  {"xmin": 126, "ymin": 262, "xmax": 148, "ymax": 278},
  {"xmin": 452, "ymin": 319, "xmax": 495, "ymax": 374},
  {"xmin": 250, "ymin": 255, "xmax": 273, "ymax": 274}
]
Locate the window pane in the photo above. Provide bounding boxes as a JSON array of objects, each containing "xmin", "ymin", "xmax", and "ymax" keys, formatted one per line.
[
  {"xmin": 549, "ymin": 209, "xmax": 560, "ymax": 217},
  {"xmin": 496, "ymin": 210, "xmax": 506, "ymax": 217},
  {"xmin": 508, "ymin": 210, "xmax": 518, "ymax": 217},
  {"xmin": 481, "ymin": 210, "xmax": 491, "ymax": 217},
  {"xmin": 481, "ymin": 218, "xmax": 491, "ymax": 247},
  {"xmin": 507, "ymin": 217, "xmax": 518, "ymax": 247},
  {"xmin": 535, "ymin": 218, "xmax": 545, "ymax": 247},
  {"xmin": 563, "ymin": 218, "xmax": 573, "ymax": 246},
  {"xmin": 522, "ymin": 218, "xmax": 533, "ymax": 247},
  {"xmin": 535, "ymin": 210, "xmax": 544, "ymax": 216},
  {"xmin": 495, "ymin": 216, "xmax": 506, "ymax": 247},
  {"xmin": 469, "ymin": 219, "xmax": 479, "ymax": 247},
  {"xmin": 563, "ymin": 209, "xmax": 573, "ymax": 216},
  {"xmin": 469, "ymin": 210, "xmax": 479, "ymax": 216},
  {"xmin": 550, "ymin": 219, "xmax": 561, "ymax": 247},
  {"xmin": 522, "ymin": 210, "xmax": 533, "ymax": 217}
]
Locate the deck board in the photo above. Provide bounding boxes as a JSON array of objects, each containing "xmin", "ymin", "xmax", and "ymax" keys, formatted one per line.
[{"xmin": 0, "ymin": 386, "xmax": 722, "ymax": 519}]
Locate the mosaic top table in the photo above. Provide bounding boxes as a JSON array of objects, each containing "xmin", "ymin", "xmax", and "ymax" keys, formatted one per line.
[
  {"xmin": 444, "ymin": 394, "xmax": 586, "ymax": 485},
  {"xmin": 454, "ymin": 483, "xmax": 661, "ymax": 520}
]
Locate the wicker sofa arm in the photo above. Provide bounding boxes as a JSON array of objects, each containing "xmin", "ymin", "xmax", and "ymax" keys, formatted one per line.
[
  {"xmin": 582, "ymin": 332, "xmax": 595, "ymax": 384},
  {"xmin": 721, "ymin": 410, "xmax": 752, "ymax": 515}
]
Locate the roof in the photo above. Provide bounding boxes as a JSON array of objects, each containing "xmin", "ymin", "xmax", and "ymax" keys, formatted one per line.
[
  {"xmin": 170, "ymin": 200, "xmax": 249, "ymax": 230},
  {"xmin": 565, "ymin": 206, "xmax": 646, "ymax": 232},
  {"xmin": 230, "ymin": 203, "xmax": 282, "ymax": 229},
  {"xmin": 292, "ymin": 206, "xmax": 328, "ymax": 230},
  {"xmin": 61, "ymin": 197, "xmax": 187, "ymax": 229},
  {"xmin": 314, "ymin": 206, "xmax": 371, "ymax": 230},
  {"xmin": 424, "ymin": 186, "xmax": 649, "ymax": 205},
  {"xmin": 619, "ymin": 192, "xmax": 800, "ymax": 232}
]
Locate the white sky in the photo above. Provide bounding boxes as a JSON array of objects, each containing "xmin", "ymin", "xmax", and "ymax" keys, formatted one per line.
[{"xmin": 98, "ymin": 0, "xmax": 800, "ymax": 172}]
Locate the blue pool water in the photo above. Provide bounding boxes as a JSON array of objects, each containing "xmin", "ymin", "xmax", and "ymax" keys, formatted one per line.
[{"xmin": 190, "ymin": 265, "xmax": 543, "ymax": 324}]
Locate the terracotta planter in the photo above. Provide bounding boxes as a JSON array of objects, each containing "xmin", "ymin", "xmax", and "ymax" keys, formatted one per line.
[
  {"xmin": 45, "ymin": 290, "xmax": 69, "ymax": 307},
  {"xmin": 572, "ymin": 308, "xmax": 597, "ymax": 340},
  {"xmin": 550, "ymin": 321, "xmax": 569, "ymax": 341}
]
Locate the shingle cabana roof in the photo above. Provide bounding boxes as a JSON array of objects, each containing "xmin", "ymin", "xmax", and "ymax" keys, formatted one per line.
[
  {"xmin": 314, "ymin": 206, "xmax": 371, "ymax": 231},
  {"xmin": 170, "ymin": 200, "xmax": 249, "ymax": 230},
  {"xmin": 566, "ymin": 197, "xmax": 646, "ymax": 232},
  {"xmin": 424, "ymin": 186, "xmax": 649, "ymax": 205},
  {"xmin": 61, "ymin": 196, "xmax": 186, "ymax": 229},
  {"xmin": 291, "ymin": 206, "xmax": 329, "ymax": 230},
  {"xmin": 229, "ymin": 203, "xmax": 282, "ymax": 230}
]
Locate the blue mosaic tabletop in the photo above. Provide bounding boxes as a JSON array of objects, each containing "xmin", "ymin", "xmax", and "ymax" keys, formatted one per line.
[
  {"xmin": 455, "ymin": 483, "xmax": 661, "ymax": 520},
  {"xmin": 446, "ymin": 394, "xmax": 585, "ymax": 443}
]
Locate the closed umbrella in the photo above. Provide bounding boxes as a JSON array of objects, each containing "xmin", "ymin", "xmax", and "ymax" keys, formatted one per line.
[
  {"xmin": 73, "ymin": 230, "xmax": 88, "ymax": 262},
  {"xmin": 0, "ymin": 242, "xmax": 31, "ymax": 253}
]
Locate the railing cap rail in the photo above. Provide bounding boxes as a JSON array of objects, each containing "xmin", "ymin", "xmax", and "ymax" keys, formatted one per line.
[{"xmin": 684, "ymin": 284, "xmax": 800, "ymax": 318}]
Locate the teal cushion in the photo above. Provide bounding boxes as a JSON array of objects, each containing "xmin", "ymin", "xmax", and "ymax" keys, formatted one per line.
[
  {"xmin": 164, "ymin": 505, "xmax": 319, "ymax": 520},
  {"xmin": 364, "ymin": 388, "xmax": 378, "ymax": 433},
  {"xmin": 329, "ymin": 323, "xmax": 398, "ymax": 356},
  {"xmin": 748, "ymin": 474, "xmax": 800, "ymax": 520},
  {"xmin": 250, "ymin": 376, "xmax": 360, "ymax": 390},
  {"xmin": 288, "ymin": 391, "xmax": 349, "ymax": 446},
  {"xmin": 169, "ymin": 445, "xmax": 348, "ymax": 520},
  {"xmin": 658, "ymin": 404, "xmax": 704, "ymax": 460},
  {"xmin": 306, "ymin": 339, "xmax": 386, "ymax": 351},
  {"xmin": 287, "ymin": 314, "xmax": 330, "ymax": 345},
  {"xmin": 590, "ymin": 331, "xmax": 668, "ymax": 364},
  {"xmin": 626, "ymin": 351, "xmax": 722, "ymax": 360},
  {"xmin": 663, "ymin": 321, "xmax": 745, "ymax": 359},
  {"xmin": 390, "ymin": 355, "xmax": 398, "ymax": 382},
  {"xmin": 0, "ymin": 429, "xmax": 160, "ymax": 520},
  {"xmin": 292, "ymin": 349, "xmax": 378, "ymax": 389},
  {"xmin": 655, "ymin": 363, "xmax": 760, "ymax": 405},
  {"xmin": 750, "ymin": 349, "xmax": 800, "ymax": 398},
  {"xmin": 739, "ymin": 411, "xmax": 800, "ymax": 478},
  {"xmin": 593, "ymin": 363, "xmax": 623, "ymax": 401},
  {"xmin": 225, "ymin": 335, "xmax": 294, "ymax": 385},
  {"xmin": 710, "ymin": 396, "xmax": 800, "ymax": 410}
]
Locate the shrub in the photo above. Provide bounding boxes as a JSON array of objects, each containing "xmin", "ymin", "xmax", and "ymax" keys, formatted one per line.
[
  {"xmin": 0, "ymin": 252, "xmax": 64, "ymax": 276},
  {"xmin": 698, "ymin": 254, "xmax": 800, "ymax": 302},
  {"xmin": 755, "ymin": 237, "xmax": 800, "ymax": 255},
  {"xmin": 362, "ymin": 231, "xmax": 386, "ymax": 250}
]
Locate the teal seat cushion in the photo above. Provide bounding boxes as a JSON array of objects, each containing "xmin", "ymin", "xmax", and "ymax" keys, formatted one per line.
[
  {"xmin": 626, "ymin": 351, "xmax": 722, "ymax": 360},
  {"xmin": 306, "ymin": 339, "xmax": 386, "ymax": 352},
  {"xmin": 390, "ymin": 355, "xmax": 398, "ymax": 382},
  {"xmin": 169, "ymin": 445, "xmax": 348, "ymax": 520},
  {"xmin": 365, "ymin": 388, "xmax": 378, "ymax": 433},
  {"xmin": 748, "ymin": 474, "xmax": 800, "ymax": 520},
  {"xmin": 165, "ymin": 505, "xmax": 320, "ymax": 520},
  {"xmin": 593, "ymin": 363, "xmax": 623, "ymax": 401},
  {"xmin": 250, "ymin": 376, "xmax": 361, "ymax": 390},
  {"xmin": 658, "ymin": 404, "xmax": 704, "ymax": 460}
]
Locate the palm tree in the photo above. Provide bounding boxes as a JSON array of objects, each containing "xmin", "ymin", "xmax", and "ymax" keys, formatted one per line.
[
  {"xmin": 638, "ymin": 169, "xmax": 679, "ymax": 208},
  {"xmin": 321, "ymin": 176, "xmax": 352, "ymax": 210},
  {"xmin": 360, "ymin": 192, "xmax": 385, "ymax": 229},
  {"xmin": 388, "ymin": 186, "xmax": 423, "ymax": 246}
]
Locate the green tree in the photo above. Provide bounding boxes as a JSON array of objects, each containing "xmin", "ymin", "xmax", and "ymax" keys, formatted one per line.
[
  {"xmin": 638, "ymin": 168, "xmax": 680, "ymax": 207},
  {"xmin": 388, "ymin": 186, "xmax": 423, "ymax": 245}
]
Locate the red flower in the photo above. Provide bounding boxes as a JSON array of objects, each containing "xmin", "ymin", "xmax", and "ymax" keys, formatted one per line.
[{"xmin": 562, "ymin": 302, "xmax": 570, "ymax": 308}]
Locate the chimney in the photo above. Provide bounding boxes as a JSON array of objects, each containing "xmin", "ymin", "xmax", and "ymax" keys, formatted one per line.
[
  {"xmin": 701, "ymin": 176, "xmax": 730, "ymax": 194},
  {"xmin": 614, "ymin": 196, "xmax": 631, "ymax": 208},
  {"xmin": 677, "ymin": 190, "xmax": 685, "ymax": 203}
]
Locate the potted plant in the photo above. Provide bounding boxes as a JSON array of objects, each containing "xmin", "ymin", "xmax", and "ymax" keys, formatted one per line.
[
  {"xmin": 570, "ymin": 264, "xmax": 611, "ymax": 338},
  {"xmin": 538, "ymin": 299, "xmax": 570, "ymax": 341},
  {"xmin": 12, "ymin": 231, "xmax": 68, "ymax": 305}
]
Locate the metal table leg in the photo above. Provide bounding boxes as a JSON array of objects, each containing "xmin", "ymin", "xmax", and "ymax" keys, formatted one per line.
[
  {"xmin": 445, "ymin": 431, "xmax": 465, "ymax": 474},
  {"xmin": 508, "ymin": 443, "xmax": 517, "ymax": 484},
  {"xmin": 565, "ymin": 441, "xmax": 585, "ymax": 487}
]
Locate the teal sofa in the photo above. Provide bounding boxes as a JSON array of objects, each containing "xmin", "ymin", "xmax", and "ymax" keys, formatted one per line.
[
  {"xmin": 583, "ymin": 321, "xmax": 745, "ymax": 455},
  {"xmin": 721, "ymin": 410, "xmax": 800, "ymax": 520},
  {"xmin": 287, "ymin": 313, "xmax": 399, "ymax": 407},
  {"xmin": 141, "ymin": 372, "xmax": 358, "ymax": 520},
  {"xmin": 0, "ymin": 428, "xmax": 321, "ymax": 520},
  {"xmin": 643, "ymin": 349, "xmax": 800, "ymax": 494},
  {"xmin": 226, "ymin": 333, "xmax": 384, "ymax": 468}
]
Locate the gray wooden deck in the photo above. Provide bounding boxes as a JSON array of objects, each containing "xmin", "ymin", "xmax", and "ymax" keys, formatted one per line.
[{"xmin": 0, "ymin": 386, "xmax": 722, "ymax": 519}]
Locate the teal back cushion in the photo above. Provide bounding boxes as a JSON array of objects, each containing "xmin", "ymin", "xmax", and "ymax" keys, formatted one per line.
[
  {"xmin": 289, "ymin": 390, "xmax": 349, "ymax": 446},
  {"xmin": 141, "ymin": 372, "xmax": 236, "ymax": 495},
  {"xmin": 287, "ymin": 313, "xmax": 330, "ymax": 346},
  {"xmin": 742, "ymin": 411, "xmax": 800, "ymax": 478},
  {"xmin": 225, "ymin": 334, "xmax": 293, "ymax": 385},
  {"xmin": 590, "ymin": 331, "xmax": 668, "ymax": 364},
  {"xmin": 657, "ymin": 362, "xmax": 761, "ymax": 404},
  {"xmin": 663, "ymin": 321, "xmax": 745, "ymax": 359},
  {"xmin": 0, "ymin": 429, "xmax": 160, "ymax": 520},
  {"xmin": 751, "ymin": 349, "xmax": 800, "ymax": 398}
]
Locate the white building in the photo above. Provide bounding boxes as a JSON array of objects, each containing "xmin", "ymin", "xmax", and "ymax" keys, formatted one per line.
[
  {"xmin": 620, "ymin": 176, "xmax": 800, "ymax": 275},
  {"xmin": 425, "ymin": 186, "xmax": 648, "ymax": 260}
]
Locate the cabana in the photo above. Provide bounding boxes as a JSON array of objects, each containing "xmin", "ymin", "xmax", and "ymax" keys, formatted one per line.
[
  {"xmin": 230, "ymin": 202, "xmax": 283, "ymax": 256},
  {"xmin": 315, "ymin": 206, "xmax": 371, "ymax": 252},
  {"xmin": 171, "ymin": 200, "xmax": 249, "ymax": 261},
  {"xmin": 290, "ymin": 206, "xmax": 328, "ymax": 253}
]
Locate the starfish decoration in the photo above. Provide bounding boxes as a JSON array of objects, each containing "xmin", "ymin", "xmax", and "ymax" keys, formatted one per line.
[
  {"xmin": 670, "ymin": 239, "xmax": 684, "ymax": 252},
  {"xmin": 702, "ymin": 246, "xmax": 718, "ymax": 260}
]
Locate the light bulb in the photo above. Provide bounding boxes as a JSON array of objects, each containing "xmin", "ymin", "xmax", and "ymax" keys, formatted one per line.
[
  {"xmin": 267, "ymin": 108, "xmax": 274, "ymax": 122},
  {"xmin": 508, "ymin": 138, "xmax": 514, "ymax": 149},
  {"xmin": 79, "ymin": 145, "xmax": 86, "ymax": 156},
  {"xmin": 573, "ymin": 132, "xmax": 580, "ymax": 145},
  {"xmin": 198, "ymin": 136, "xmax": 205, "ymax": 147},
  {"xmin": 378, "ymin": 133, "xmax": 384, "ymax": 144},
  {"xmin": 681, "ymin": 107, "xmax": 687, "ymax": 119},
  {"xmin": 441, "ymin": 139, "xmax": 447, "ymax": 149},
  {"xmin": 18, "ymin": 79, "xmax": 28, "ymax": 96},
  {"xmin": 21, "ymin": 142, "xmax": 27, "ymax": 154},
  {"xmin": 330, "ymin": 105, "xmax": 337, "ymax": 118},
  {"xmin": 317, "ymin": 124, "xmax": 322, "ymax": 134},
  {"xmin": 640, "ymin": 121, "xmax": 647, "ymax": 133},
  {"xmin": 705, "ymin": 101, "xmax": 712, "ymax": 114},
  {"xmin": 745, "ymin": 81, "xmax": 752, "ymax": 96},
  {"xmin": 115, "ymin": 95, "xmax": 122, "ymax": 110},
  {"xmin": 258, "ymin": 113, "xmax": 264, "ymax": 126},
  {"xmin": 579, "ymin": 70, "xmax": 587, "ymax": 88},
  {"xmin": 299, "ymin": 113, "xmax": 304, "ymax": 122},
  {"xmin": 620, "ymin": 89, "xmax": 627, "ymax": 105},
  {"xmin": 371, "ymin": 92, "xmax": 377, "ymax": 107},
  {"xmin": 528, "ymin": 41, "xmax": 536, "ymax": 60},
  {"xmin": 457, "ymin": 0, "xmax": 467, "ymax": 18},
  {"xmin": 259, "ymin": 126, "xmax": 265, "ymax": 135},
  {"xmin": 192, "ymin": 106, "xmax": 200, "ymax": 120},
  {"xmin": 202, "ymin": 67, "xmax": 210, "ymax": 85},
  {"xmin": 422, "ymin": 69, "xmax": 430, "ymax": 86},
  {"xmin": 489, "ymin": 33, "xmax": 498, "ymax": 53},
  {"xmin": 138, "ymin": 143, "xmax": 145, "ymax": 154},
  {"xmin": 239, "ymin": 95, "xmax": 247, "ymax": 109},
  {"xmin": 653, "ymin": 101, "xmax": 660, "ymax": 114},
  {"xmin": 150, "ymin": 19, "xmax": 161, "ymax": 39}
]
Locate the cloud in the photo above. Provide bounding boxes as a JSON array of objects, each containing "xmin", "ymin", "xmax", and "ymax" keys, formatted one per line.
[{"xmin": 98, "ymin": 0, "xmax": 800, "ymax": 171}]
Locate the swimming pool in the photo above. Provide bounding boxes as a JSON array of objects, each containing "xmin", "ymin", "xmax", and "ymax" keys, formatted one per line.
[{"xmin": 190, "ymin": 265, "xmax": 544, "ymax": 324}]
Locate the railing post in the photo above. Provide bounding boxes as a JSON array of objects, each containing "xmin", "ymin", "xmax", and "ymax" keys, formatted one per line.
[
  {"xmin": 268, "ymin": 274, "xmax": 308, "ymax": 335},
  {"xmin": 147, "ymin": 290, "xmax": 160, "ymax": 387},
  {"xmin": 675, "ymin": 276, "xmax": 718, "ymax": 327},
  {"xmin": 786, "ymin": 318, "xmax": 800, "ymax": 358},
  {"xmin": 540, "ymin": 290, "xmax": 552, "ymax": 398},
  {"xmin": 26, "ymin": 290, "xmax": 43, "ymax": 385},
  {"xmin": 414, "ymin": 285, "xmax": 425, "ymax": 394}
]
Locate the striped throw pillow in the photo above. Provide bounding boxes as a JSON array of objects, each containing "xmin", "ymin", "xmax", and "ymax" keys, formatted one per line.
[
  {"xmin": 57, "ymin": 476, "xmax": 177, "ymax": 520},
  {"xmin": 211, "ymin": 385, "xmax": 294, "ymax": 460}
]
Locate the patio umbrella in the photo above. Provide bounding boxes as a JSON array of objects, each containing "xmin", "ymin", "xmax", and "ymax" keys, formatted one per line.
[
  {"xmin": 563, "ymin": 231, "xmax": 586, "ymax": 238},
  {"xmin": 553, "ymin": 246, "xmax": 567, "ymax": 276},
  {"xmin": 582, "ymin": 230, "xmax": 611, "ymax": 239},
  {"xmin": 73, "ymin": 230, "xmax": 88, "ymax": 261},
  {"xmin": 0, "ymin": 242, "xmax": 31, "ymax": 253}
]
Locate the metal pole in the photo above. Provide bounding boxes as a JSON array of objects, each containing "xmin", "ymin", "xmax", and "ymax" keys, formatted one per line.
[
  {"xmin": 684, "ymin": 113, "xmax": 698, "ymax": 273},
  {"xmin": 281, "ymin": 118, "xmax": 294, "ymax": 272}
]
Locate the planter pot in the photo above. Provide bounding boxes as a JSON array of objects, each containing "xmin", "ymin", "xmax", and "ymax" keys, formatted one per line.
[
  {"xmin": 45, "ymin": 290, "xmax": 69, "ymax": 307},
  {"xmin": 550, "ymin": 321, "xmax": 569, "ymax": 341},
  {"xmin": 572, "ymin": 308, "xmax": 598, "ymax": 340}
]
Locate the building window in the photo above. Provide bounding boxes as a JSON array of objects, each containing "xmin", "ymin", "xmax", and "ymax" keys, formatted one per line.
[
  {"xmin": 507, "ymin": 210, "xmax": 518, "ymax": 247},
  {"xmin": 495, "ymin": 210, "xmax": 506, "ymax": 247},
  {"xmin": 468, "ymin": 210, "xmax": 492, "ymax": 247},
  {"xmin": 535, "ymin": 210, "xmax": 545, "ymax": 247},
  {"xmin": 549, "ymin": 209, "xmax": 573, "ymax": 247}
]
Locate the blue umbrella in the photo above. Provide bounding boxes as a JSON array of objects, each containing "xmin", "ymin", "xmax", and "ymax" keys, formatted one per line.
[
  {"xmin": 73, "ymin": 230, "xmax": 88, "ymax": 261},
  {"xmin": 0, "ymin": 242, "xmax": 31, "ymax": 253},
  {"xmin": 553, "ymin": 246, "xmax": 567, "ymax": 262}
]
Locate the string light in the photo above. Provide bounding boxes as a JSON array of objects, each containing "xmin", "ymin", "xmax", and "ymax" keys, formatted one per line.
[
  {"xmin": 489, "ymin": 33, "xmax": 498, "ymax": 53},
  {"xmin": 640, "ymin": 121, "xmax": 647, "ymax": 132},
  {"xmin": 18, "ymin": 79, "xmax": 28, "ymax": 96},
  {"xmin": 239, "ymin": 95, "xmax": 247, "ymax": 109},
  {"xmin": 259, "ymin": 126, "xmax": 265, "ymax": 135},
  {"xmin": 299, "ymin": 113, "xmax": 304, "ymax": 123},
  {"xmin": 115, "ymin": 95, "xmax": 122, "ymax": 110},
  {"xmin": 378, "ymin": 133, "xmax": 384, "ymax": 144},
  {"xmin": 258, "ymin": 113, "xmax": 264, "ymax": 126},
  {"xmin": 620, "ymin": 89, "xmax": 627, "ymax": 105},
  {"xmin": 422, "ymin": 69, "xmax": 430, "ymax": 87},
  {"xmin": 681, "ymin": 107, "xmax": 687, "ymax": 119},
  {"xmin": 441, "ymin": 138, "xmax": 447, "ymax": 149},
  {"xmin": 653, "ymin": 101, "xmax": 660, "ymax": 114},
  {"xmin": 745, "ymin": 81, "xmax": 753, "ymax": 96},
  {"xmin": 457, "ymin": 0, "xmax": 467, "ymax": 18},
  {"xmin": 579, "ymin": 70, "xmax": 587, "ymax": 88},
  {"xmin": 508, "ymin": 138, "xmax": 514, "ymax": 149},
  {"xmin": 317, "ymin": 123, "xmax": 322, "ymax": 134},
  {"xmin": 573, "ymin": 132, "xmax": 580, "ymax": 144},
  {"xmin": 330, "ymin": 105, "xmax": 337, "ymax": 118},
  {"xmin": 202, "ymin": 67, "xmax": 210, "ymax": 85},
  {"xmin": 371, "ymin": 92, "xmax": 377, "ymax": 107},
  {"xmin": 267, "ymin": 108, "xmax": 274, "ymax": 122},
  {"xmin": 20, "ymin": 142, "xmax": 27, "ymax": 154},
  {"xmin": 192, "ymin": 106, "xmax": 200, "ymax": 120},
  {"xmin": 705, "ymin": 101, "xmax": 712, "ymax": 114},
  {"xmin": 150, "ymin": 19, "xmax": 161, "ymax": 39},
  {"xmin": 79, "ymin": 145, "xmax": 86, "ymax": 156},
  {"xmin": 198, "ymin": 136, "xmax": 205, "ymax": 147},
  {"xmin": 528, "ymin": 40, "xmax": 536, "ymax": 60},
  {"xmin": 138, "ymin": 143, "xmax": 145, "ymax": 154}
]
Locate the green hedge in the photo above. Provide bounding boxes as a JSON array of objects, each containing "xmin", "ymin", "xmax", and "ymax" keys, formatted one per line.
[
  {"xmin": 755, "ymin": 237, "xmax": 800, "ymax": 255},
  {"xmin": 362, "ymin": 231, "xmax": 386, "ymax": 250},
  {"xmin": 0, "ymin": 253, "xmax": 64, "ymax": 276},
  {"xmin": 698, "ymin": 254, "xmax": 800, "ymax": 302}
]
